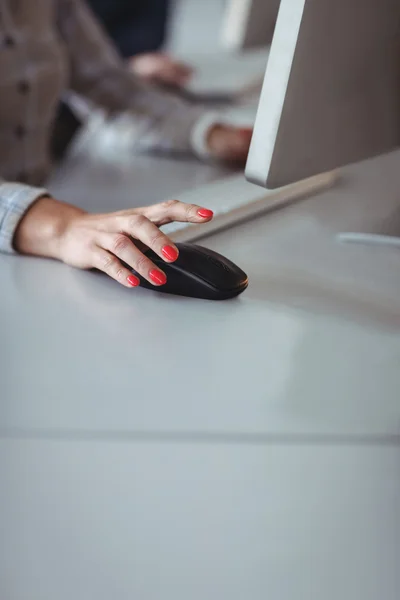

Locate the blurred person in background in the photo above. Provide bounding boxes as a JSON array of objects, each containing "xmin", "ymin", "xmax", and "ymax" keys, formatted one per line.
[
  {"xmin": 0, "ymin": 0, "xmax": 252, "ymax": 289},
  {"xmin": 87, "ymin": 0, "xmax": 194, "ymax": 87}
]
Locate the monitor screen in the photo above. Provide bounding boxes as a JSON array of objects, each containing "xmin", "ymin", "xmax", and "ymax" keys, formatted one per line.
[
  {"xmin": 246, "ymin": 0, "xmax": 400, "ymax": 189},
  {"xmin": 221, "ymin": 0, "xmax": 280, "ymax": 51}
]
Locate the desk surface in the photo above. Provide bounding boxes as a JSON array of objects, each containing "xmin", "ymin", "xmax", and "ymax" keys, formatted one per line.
[
  {"xmin": 1, "ymin": 439, "xmax": 399, "ymax": 600},
  {"xmin": 1, "ymin": 133, "xmax": 400, "ymax": 599},
  {"xmin": 2, "ymin": 149, "xmax": 400, "ymax": 437}
]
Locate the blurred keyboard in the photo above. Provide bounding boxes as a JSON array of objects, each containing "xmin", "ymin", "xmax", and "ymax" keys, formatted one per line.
[
  {"xmin": 184, "ymin": 48, "xmax": 268, "ymax": 98},
  {"xmin": 163, "ymin": 171, "xmax": 338, "ymax": 242}
]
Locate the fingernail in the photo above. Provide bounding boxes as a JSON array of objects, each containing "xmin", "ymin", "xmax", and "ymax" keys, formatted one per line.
[
  {"xmin": 149, "ymin": 269, "xmax": 167, "ymax": 285},
  {"xmin": 127, "ymin": 275, "xmax": 140, "ymax": 287},
  {"xmin": 197, "ymin": 209, "xmax": 214, "ymax": 219},
  {"xmin": 239, "ymin": 128, "xmax": 253, "ymax": 137},
  {"xmin": 162, "ymin": 245, "xmax": 179, "ymax": 261}
]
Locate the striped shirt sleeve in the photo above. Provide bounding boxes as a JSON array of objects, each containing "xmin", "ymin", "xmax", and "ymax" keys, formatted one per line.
[
  {"xmin": 56, "ymin": 0, "xmax": 218, "ymax": 157},
  {"xmin": 0, "ymin": 181, "xmax": 48, "ymax": 254}
]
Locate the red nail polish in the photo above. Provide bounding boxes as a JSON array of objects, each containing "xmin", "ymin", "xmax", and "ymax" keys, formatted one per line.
[
  {"xmin": 127, "ymin": 275, "xmax": 140, "ymax": 287},
  {"xmin": 239, "ymin": 127, "xmax": 253, "ymax": 135},
  {"xmin": 149, "ymin": 269, "xmax": 167, "ymax": 285},
  {"xmin": 162, "ymin": 245, "xmax": 179, "ymax": 261},
  {"xmin": 197, "ymin": 209, "xmax": 214, "ymax": 219}
]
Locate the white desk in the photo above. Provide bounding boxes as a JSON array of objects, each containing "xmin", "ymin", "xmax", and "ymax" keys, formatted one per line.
[
  {"xmin": 1, "ymin": 440, "xmax": 399, "ymax": 600},
  {"xmin": 1, "ymin": 141, "xmax": 400, "ymax": 599}
]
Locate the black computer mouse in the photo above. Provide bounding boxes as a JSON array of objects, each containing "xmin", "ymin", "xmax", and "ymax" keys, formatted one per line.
[{"xmin": 129, "ymin": 243, "xmax": 248, "ymax": 300}]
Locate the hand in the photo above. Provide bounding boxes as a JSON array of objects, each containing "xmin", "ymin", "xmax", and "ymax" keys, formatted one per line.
[
  {"xmin": 206, "ymin": 125, "xmax": 253, "ymax": 164},
  {"xmin": 14, "ymin": 198, "xmax": 214, "ymax": 288},
  {"xmin": 130, "ymin": 52, "xmax": 194, "ymax": 87}
]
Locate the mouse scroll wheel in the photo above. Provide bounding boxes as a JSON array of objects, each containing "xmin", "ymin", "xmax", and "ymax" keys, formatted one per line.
[{"xmin": 206, "ymin": 254, "xmax": 233, "ymax": 273}]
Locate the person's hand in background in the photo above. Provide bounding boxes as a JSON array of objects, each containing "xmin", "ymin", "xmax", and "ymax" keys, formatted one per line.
[
  {"xmin": 14, "ymin": 198, "xmax": 214, "ymax": 288},
  {"xmin": 130, "ymin": 52, "xmax": 194, "ymax": 87},
  {"xmin": 207, "ymin": 125, "xmax": 253, "ymax": 164}
]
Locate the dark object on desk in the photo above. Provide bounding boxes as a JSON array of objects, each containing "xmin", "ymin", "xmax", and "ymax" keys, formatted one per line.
[
  {"xmin": 130, "ymin": 243, "xmax": 248, "ymax": 300},
  {"xmin": 161, "ymin": 84, "xmax": 237, "ymax": 107},
  {"xmin": 50, "ymin": 102, "xmax": 83, "ymax": 161}
]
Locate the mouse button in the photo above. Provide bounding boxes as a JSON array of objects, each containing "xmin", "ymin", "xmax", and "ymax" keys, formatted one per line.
[{"xmin": 178, "ymin": 245, "xmax": 247, "ymax": 291}]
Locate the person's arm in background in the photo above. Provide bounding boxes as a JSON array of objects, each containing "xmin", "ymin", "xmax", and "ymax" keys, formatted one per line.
[{"xmin": 56, "ymin": 0, "xmax": 251, "ymax": 162}]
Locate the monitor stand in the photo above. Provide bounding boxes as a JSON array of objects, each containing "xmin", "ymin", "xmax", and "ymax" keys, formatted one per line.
[{"xmin": 337, "ymin": 205, "xmax": 400, "ymax": 249}]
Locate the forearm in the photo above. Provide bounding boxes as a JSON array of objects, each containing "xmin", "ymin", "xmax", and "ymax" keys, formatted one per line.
[
  {"xmin": 56, "ymin": 0, "xmax": 214, "ymax": 156},
  {"xmin": 14, "ymin": 197, "xmax": 85, "ymax": 260}
]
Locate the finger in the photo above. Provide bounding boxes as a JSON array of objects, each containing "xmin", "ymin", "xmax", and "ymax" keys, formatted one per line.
[
  {"xmin": 162, "ymin": 71, "xmax": 185, "ymax": 86},
  {"xmin": 172, "ymin": 62, "xmax": 193, "ymax": 81},
  {"xmin": 162, "ymin": 56, "xmax": 193, "ymax": 75},
  {"xmin": 161, "ymin": 65, "xmax": 189, "ymax": 86},
  {"xmin": 91, "ymin": 248, "xmax": 141, "ymax": 289},
  {"xmin": 135, "ymin": 199, "xmax": 214, "ymax": 227},
  {"xmin": 99, "ymin": 231, "xmax": 167, "ymax": 286},
  {"xmin": 232, "ymin": 128, "xmax": 253, "ymax": 154},
  {"xmin": 220, "ymin": 128, "xmax": 252, "ymax": 160},
  {"xmin": 115, "ymin": 215, "xmax": 180, "ymax": 263},
  {"xmin": 179, "ymin": 63, "xmax": 194, "ymax": 77}
]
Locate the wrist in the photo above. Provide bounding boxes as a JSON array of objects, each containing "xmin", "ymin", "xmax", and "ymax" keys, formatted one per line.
[{"xmin": 14, "ymin": 196, "xmax": 86, "ymax": 261}]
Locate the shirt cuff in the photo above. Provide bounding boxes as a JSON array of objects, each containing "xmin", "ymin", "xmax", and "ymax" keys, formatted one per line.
[
  {"xmin": 190, "ymin": 111, "xmax": 221, "ymax": 159},
  {"xmin": 0, "ymin": 182, "xmax": 49, "ymax": 254}
]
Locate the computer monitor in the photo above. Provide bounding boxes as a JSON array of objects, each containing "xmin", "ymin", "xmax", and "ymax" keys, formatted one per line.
[
  {"xmin": 245, "ymin": 0, "xmax": 400, "ymax": 189},
  {"xmin": 221, "ymin": 0, "xmax": 280, "ymax": 51}
]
